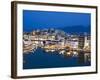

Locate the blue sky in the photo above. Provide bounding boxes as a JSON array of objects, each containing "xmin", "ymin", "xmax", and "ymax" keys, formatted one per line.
[{"xmin": 23, "ymin": 10, "xmax": 91, "ymax": 33}]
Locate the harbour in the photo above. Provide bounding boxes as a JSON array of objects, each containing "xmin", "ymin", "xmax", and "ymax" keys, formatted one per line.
[
  {"xmin": 23, "ymin": 47, "xmax": 90, "ymax": 69},
  {"xmin": 23, "ymin": 29, "xmax": 91, "ymax": 69}
]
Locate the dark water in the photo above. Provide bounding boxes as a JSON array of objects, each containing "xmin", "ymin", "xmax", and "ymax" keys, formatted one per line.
[{"xmin": 23, "ymin": 48, "xmax": 90, "ymax": 69}]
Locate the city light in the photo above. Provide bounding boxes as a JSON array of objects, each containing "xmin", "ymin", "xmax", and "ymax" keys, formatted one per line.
[{"xmin": 23, "ymin": 29, "xmax": 91, "ymax": 58}]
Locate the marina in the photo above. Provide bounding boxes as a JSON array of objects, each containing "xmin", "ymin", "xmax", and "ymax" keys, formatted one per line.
[
  {"xmin": 23, "ymin": 29, "xmax": 91, "ymax": 69},
  {"xmin": 23, "ymin": 47, "xmax": 90, "ymax": 69}
]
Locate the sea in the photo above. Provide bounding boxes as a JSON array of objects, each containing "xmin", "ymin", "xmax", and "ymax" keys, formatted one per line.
[{"xmin": 23, "ymin": 48, "xmax": 90, "ymax": 69}]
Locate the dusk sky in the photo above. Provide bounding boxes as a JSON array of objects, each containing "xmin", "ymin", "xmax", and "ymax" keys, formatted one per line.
[{"xmin": 23, "ymin": 10, "xmax": 91, "ymax": 33}]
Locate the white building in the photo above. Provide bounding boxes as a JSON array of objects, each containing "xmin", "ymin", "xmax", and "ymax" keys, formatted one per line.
[{"xmin": 84, "ymin": 36, "xmax": 91, "ymax": 49}]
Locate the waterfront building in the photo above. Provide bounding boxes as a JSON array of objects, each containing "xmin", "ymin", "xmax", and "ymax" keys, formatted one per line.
[
  {"xmin": 84, "ymin": 35, "xmax": 91, "ymax": 49},
  {"xmin": 78, "ymin": 35, "xmax": 85, "ymax": 49},
  {"xmin": 70, "ymin": 41, "xmax": 78, "ymax": 49},
  {"xmin": 23, "ymin": 34, "xmax": 30, "ymax": 40}
]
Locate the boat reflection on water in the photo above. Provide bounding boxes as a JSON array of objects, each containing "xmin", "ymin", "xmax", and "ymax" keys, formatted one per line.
[{"xmin": 23, "ymin": 47, "xmax": 90, "ymax": 69}]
